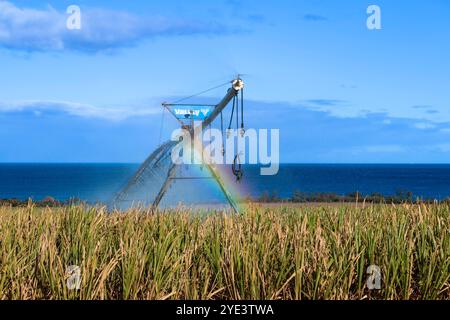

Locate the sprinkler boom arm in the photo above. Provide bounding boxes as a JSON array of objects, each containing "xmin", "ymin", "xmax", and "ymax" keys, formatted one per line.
[{"xmin": 201, "ymin": 80, "xmax": 243, "ymax": 129}]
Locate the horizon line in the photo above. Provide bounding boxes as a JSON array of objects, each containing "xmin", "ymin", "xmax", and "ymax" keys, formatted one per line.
[{"xmin": 0, "ymin": 162, "xmax": 450, "ymax": 165}]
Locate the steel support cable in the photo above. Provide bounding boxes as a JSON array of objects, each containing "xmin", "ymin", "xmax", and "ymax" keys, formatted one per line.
[
  {"xmin": 220, "ymin": 111, "xmax": 225, "ymax": 157},
  {"xmin": 169, "ymin": 81, "xmax": 231, "ymax": 105},
  {"xmin": 234, "ymin": 93, "xmax": 243, "ymax": 181},
  {"xmin": 228, "ymin": 95, "xmax": 236, "ymax": 131},
  {"xmin": 240, "ymin": 88, "xmax": 244, "ymax": 130},
  {"xmin": 236, "ymin": 91, "xmax": 239, "ymax": 131}
]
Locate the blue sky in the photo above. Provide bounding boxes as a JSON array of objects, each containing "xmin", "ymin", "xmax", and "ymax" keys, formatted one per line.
[{"xmin": 0, "ymin": 0, "xmax": 449, "ymax": 163}]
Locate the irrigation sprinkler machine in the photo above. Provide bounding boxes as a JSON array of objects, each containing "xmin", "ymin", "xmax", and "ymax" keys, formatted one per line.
[{"xmin": 113, "ymin": 77, "xmax": 247, "ymax": 213}]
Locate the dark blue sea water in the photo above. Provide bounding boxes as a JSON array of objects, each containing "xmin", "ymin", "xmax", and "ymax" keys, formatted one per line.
[{"xmin": 1, "ymin": 163, "xmax": 450, "ymax": 202}]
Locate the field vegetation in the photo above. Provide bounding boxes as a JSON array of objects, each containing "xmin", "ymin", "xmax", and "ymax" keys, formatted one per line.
[{"xmin": 0, "ymin": 203, "xmax": 448, "ymax": 300}]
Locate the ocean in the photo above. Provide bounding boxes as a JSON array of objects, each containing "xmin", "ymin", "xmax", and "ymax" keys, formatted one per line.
[{"xmin": 1, "ymin": 163, "xmax": 450, "ymax": 202}]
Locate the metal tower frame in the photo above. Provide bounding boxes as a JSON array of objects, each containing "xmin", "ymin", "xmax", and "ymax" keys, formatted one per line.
[{"xmin": 113, "ymin": 78, "xmax": 245, "ymax": 213}]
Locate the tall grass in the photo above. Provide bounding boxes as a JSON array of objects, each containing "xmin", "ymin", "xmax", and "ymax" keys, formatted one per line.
[{"xmin": 0, "ymin": 203, "xmax": 448, "ymax": 300}]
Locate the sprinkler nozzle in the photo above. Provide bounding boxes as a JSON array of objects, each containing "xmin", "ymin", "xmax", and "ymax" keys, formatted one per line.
[{"xmin": 240, "ymin": 128, "xmax": 245, "ymax": 137}]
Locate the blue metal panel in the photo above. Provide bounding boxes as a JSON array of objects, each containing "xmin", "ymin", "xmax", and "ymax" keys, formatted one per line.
[{"xmin": 169, "ymin": 105, "xmax": 213, "ymax": 120}]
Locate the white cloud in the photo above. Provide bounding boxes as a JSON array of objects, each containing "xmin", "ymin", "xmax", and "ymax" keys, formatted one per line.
[
  {"xmin": 436, "ymin": 144, "xmax": 450, "ymax": 152},
  {"xmin": 364, "ymin": 145, "xmax": 406, "ymax": 153},
  {"xmin": 414, "ymin": 122, "xmax": 436, "ymax": 130},
  {"xmin": 0, "ymin": 100, "xmax": 160, "ymax": 120},
  {"xmin": 0, "ymin": 1, "xmax": 236, "ymax": 52}
]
